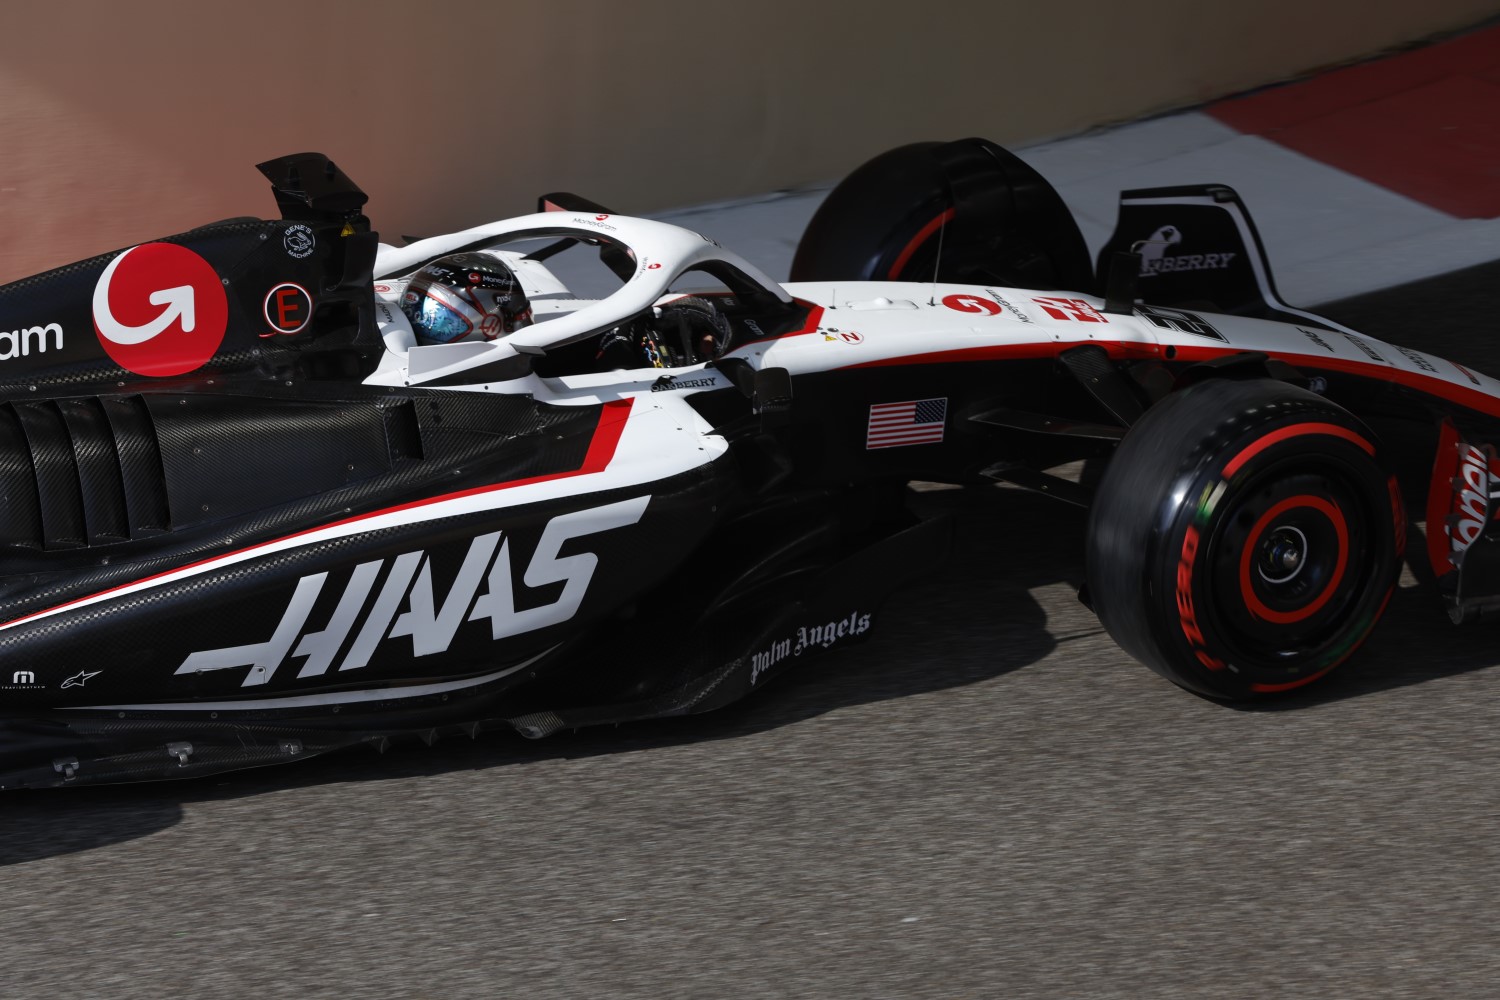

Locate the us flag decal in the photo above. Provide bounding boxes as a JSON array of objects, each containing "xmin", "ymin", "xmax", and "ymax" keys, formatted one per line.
[{"xmin": 866, "ymin": 398, "xmax": 947, "ymax": 449}]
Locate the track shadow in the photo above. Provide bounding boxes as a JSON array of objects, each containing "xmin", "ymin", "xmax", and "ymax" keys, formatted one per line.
[
  {"xmin": 0, "ymin": 790, "xmax": 183, "ymax": 866},
  {"xmin": 0, "ymin": 486, "xmax": 1074, "ymax": 862},
  {"xmin": 9, "ymin": 474, "xmax": 1500, "ymax": 859}
]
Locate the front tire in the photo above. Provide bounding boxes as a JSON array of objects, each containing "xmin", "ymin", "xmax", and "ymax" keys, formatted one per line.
[{"xmin": 1087, "ymin": 379, "xmax": 1402, "ymax": 699}]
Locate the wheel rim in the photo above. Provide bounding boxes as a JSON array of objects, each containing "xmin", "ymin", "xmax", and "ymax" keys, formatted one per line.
[
  {"xmin": 1202, "ymin": 461, "xmax": 1377, "ymax": 669},
  {"xmin": 1238, "ymin": 494, "xmax": 1348, "ymax": 624}
]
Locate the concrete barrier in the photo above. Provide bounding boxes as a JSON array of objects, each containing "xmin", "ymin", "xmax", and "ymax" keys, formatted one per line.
[{"xmin": 2, "ymin": 0, "xmax": 1496, "ymax": 282}]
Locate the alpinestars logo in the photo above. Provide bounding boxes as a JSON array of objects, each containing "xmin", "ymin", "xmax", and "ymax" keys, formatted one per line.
[{"xmin": 178, "ymin": 496, "xmax": 649, "ymax": 687}]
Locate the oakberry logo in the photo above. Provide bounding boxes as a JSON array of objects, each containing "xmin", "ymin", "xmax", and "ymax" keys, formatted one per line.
[{"xmin": 92, "ymin": 243, "xmax": 229, "ymax": 376}]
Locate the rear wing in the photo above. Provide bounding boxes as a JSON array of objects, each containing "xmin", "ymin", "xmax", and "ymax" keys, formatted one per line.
[{"xmin": 1096, "ymin": 184, "xmax": 1354, "ymax": 333}]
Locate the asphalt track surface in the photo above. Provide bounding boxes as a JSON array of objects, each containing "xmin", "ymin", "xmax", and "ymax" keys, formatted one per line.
[{"xmin": 4, "ymin": 263, "xmax": 1500, "ymax": 999}]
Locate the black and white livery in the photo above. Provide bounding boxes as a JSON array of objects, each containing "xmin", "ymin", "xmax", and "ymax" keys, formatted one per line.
[{"xmin": 0, "ymin": 143, "xmax": 1493, "ymax": 786}]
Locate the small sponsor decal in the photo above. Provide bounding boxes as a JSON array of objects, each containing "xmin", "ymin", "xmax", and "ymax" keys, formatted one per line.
[
  {"xmin": 283, "ymin": 224, "xmax": 316, "ymax": 259},
  {"xmin": 1423, "ymin": 422, "xmax": 1499, "ymax": 575},
  {"xmin": 92, "ymin": 243, "xmax": 229, "ymax": 377},
  {"xmin": 0, "ymin": 322, "xmax": 63, "ymax": 361},
  {"xmin": 1337, "ymin": 331, "xmax": 1387, "ymax": 364},
  {"xmin": 1136, "ymin": 304, "xmax": 1225, "ymax": 341},
  {"xmin": 821, "ymin": 328, "xmax": 864, "ymax": 344},
  {"xmin": 262, "ymin": 282, "xmax": 313, "ymax": 335},
  {"xmin": 1298, "ymin": 327, "xmax": 1337, "ymax": 353},
  {"xmin": 750, "ymin": 611, "xmax": 872, "ymax": 685},
  {"xmin": 984, "ymin": 289, "xmax": 1032, "ymax": 323},
  {"xmin": 2, "ymin": 670, "xmax": 44, "ymax": 691},
  {"xmin": 61, "ymin": 669, "xmax": 102, "ymax": 689},
  {"xmin": 1453, "ymin": 361, "xmax": 1483, "ymax": 386},
  {"xmin": 1446, "ymin": 438, "xmax": 1496, "ymax": 557},
  {"xmin": 940, "ymin": 293, "xmax": 1002, "ymax": 316},
  {"xmin": 867, "ymin": 397, "xmax": 946, "ymax": 450},
  {"xmin": 570, "ymin": 215, "xmax": 617, "ymax": 231},
  {"xmin": 1033, "ymin": 297, "xmax": 1106, "ymax": 323},
  {"xmin": 1393, "ymin": 345, "xmax": 1439, "ymax": 374},
  {"xmin": 374, "ymin": 283, "xmax": 393, "ymax": 294}
]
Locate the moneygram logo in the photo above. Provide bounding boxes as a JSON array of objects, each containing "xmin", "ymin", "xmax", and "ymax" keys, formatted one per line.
[
  {"xmin": 0, "ymin": 322, "xmax": 63, "ymax": 361},
  {"xmin": 92, "ymin": 243, "xmax": 229, "ymax": 376}
]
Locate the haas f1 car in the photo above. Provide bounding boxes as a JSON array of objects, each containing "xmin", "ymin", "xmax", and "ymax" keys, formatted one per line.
[{"xmin": 0, "ymin": 142, "xmax": 1492, "ymax": 786}]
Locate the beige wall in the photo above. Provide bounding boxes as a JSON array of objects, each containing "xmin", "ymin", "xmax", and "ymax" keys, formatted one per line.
[{"xmin": 2, "ymin": 0, "xmax": 1496, "ymax": 283}]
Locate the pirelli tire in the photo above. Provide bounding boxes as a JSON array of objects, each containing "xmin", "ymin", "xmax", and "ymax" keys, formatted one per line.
[{"xmin": 1086, "ymin": 378, "xmax": 1403, "ymax": 700}]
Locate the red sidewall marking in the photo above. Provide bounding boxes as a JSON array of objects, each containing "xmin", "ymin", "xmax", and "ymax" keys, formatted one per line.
[
  {"xmin": 1177, "ymin": 524, "xmax": 1225, "ymax": 670},
  {"xmin": 94, "ymin": 243, "xmax": 229, "ymax": 376},
  {"xmin": 1238, "ymin": 495, "xmax": 1349, "ymax": 624},
  {"xmin": 1247, "ymin": 663, "xmax": 1338, "ymax": 694},
  {"xmin": 1223, "ymin": 422, "xmax": 1374, "ymax": 478}
]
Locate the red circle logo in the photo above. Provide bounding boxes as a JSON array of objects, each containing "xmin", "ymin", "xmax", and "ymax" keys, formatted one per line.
[
  {"xmin": 263, "ymin": 282, "xmax": 314, "ymax": 335},
  {"xmin": 92, "ymin": 243, "xmax": 229, "ymax": 376},
  {"xmin": 941, "ymin": 294, "xmax": 1001, "ymax": 316}
]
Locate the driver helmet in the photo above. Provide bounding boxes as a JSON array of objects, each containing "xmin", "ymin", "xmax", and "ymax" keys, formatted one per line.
[{"xmin": 401, "ymin": 252, "xmax": 533, "ymax": 345}]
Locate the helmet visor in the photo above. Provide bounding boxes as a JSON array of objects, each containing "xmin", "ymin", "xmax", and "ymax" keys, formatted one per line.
[{"xmin": 407, "ymin": 290, "xmax": 474, "ymax": 343}]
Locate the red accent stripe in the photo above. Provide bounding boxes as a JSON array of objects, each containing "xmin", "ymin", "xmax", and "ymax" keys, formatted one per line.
[
  {"xmin": 842, "ymin": 341, "xmax": 1155, "ymax": 368},
  {"xmin": 888, "ymin": 208, "xmax": 956, "ymax": 280},
  {"xmin": 0, "ymin": 398, "xmax": 635, "ymax": 632},
  {"xmin": 1223, "ymin": 421, "xmax": 1375, "ymax": 478},
  {"xmin": 844, "ymin": 339, "xmax": 1500, "ymax": 422}
]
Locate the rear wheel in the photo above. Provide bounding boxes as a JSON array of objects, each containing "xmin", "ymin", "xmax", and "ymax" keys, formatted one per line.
[
  {"xmin": 789, "ymin": 138, "xmax": 1093, "ymax": 290},
  {"xmin": 1087, "ymin": 379, "xmax": 1402, "ymax": 699}
]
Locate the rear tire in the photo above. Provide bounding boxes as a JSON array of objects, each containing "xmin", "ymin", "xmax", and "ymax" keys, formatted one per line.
[
  {"xmin": 789, "ymin": 138, "xmax": 1093, "ymax": 291},
  {"xmin": 1087, "ymin": 379, "xmax": 1402, "ymax": 699}
]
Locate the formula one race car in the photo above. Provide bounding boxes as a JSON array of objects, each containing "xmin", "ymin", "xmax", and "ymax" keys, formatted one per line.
[{"xmin": 0, "ymin": 142, "xmax": 1493, "ymax": 786}]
